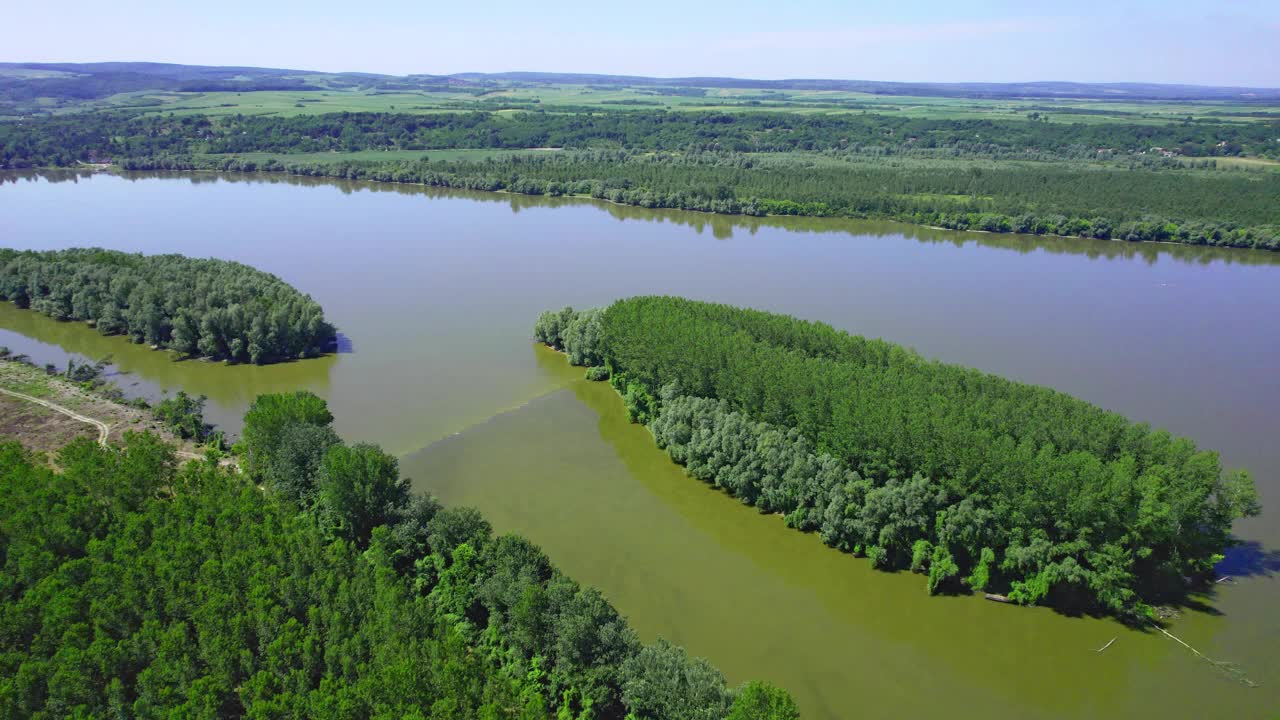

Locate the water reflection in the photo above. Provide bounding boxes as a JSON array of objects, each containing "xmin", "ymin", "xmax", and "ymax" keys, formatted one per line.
[
  {"xmin": 403, "ymin": 345, "xmax": 1169, "ymax": 719},
  {"xmin": 0, "ymin": 302, "xmax": 337, "ymax": 433},
  {"xmin": 8, "ymin": 169, "xmax": 1272, "ymax": 268},
  {"xmin": 4, "ymin": 167, "xmax": 1277, "ymax": 719},
  {"xmin": 136, "ymin": 171, "xmax": 1280, "ymax": 266}
]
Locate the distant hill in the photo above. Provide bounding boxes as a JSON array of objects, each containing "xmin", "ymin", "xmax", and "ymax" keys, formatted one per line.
[
  {"xmin": 450, "ymin": 72, "xmax": 1280, "ymax": 102},
  {"xmin": 2, "ymin": 61, "xmax": 1278, "ymax": 110},
  {"xmin": 0, "ymin": 62, "xmax": 342, "ymax": 101}
]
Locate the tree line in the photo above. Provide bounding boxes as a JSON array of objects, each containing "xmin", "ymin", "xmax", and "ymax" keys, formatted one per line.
[
  {"xmin": 0, "ymin": 390, "xmax": 798, "ymax": 719},
  {"xmin": 113, "ymin": 151, "xmax": 1280, "ymax": 251},
  {"xmin": 3, "ymin": 109, "xmax": 1277, "ymax": 250},
  {"xmin": 4, "ymin": 109, "xmax": 1278, "ymax": 166},
  {"xmin": 535, "ymin": 299, "xmax": 1260, "ymax": 617},
  {"xmin": 0, "ymin": 248, "xmax": 335, "ymax": 364}
]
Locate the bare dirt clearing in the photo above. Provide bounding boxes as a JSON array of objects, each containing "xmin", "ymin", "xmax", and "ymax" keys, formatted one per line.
[{"xmin": 0, "ymin": 360, "xmax": 223, "ymax": 462}]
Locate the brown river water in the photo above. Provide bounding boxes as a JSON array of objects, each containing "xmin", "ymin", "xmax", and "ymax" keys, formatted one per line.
[{"xmin": 1, "ymin": 170, "xmax": 1276, "ymax": 718}]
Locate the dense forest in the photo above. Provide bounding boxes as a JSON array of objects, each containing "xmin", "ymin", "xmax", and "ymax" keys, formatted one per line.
[
  {"xmin": 0, "ymin": 391, "xmax": 797, "ymax": 719},
  {"xmin": 535, "ymin": 299, "xmax": 1260, "ymax": 616},
  {"xmin": 3, "ymin": 110, "xmax": 1278, "ymax": 249},
  {"xmin": 3, "ymin": 109, "xmax": 1278, "ymax": 161},
  {"xmin": 0, "ymin": 248, "xmax": 334, "ymax": 364}
]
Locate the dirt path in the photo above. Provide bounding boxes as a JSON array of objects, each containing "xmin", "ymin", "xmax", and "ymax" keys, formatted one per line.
[
  {"xmin": 0, "ymin": 384, "xmax": 230, "ymax": 465},
  {"xmin": 0, "ymin": 386, "xmax": 110, "ymax": 446},
  {"xmin": 0, "ymin": 361, "xmax": 238, "ymax": 468}
]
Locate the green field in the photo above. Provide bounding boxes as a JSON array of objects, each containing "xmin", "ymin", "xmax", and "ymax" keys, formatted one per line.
[
  {"xmin": 1176, "ymin": 155, "xmax": 1280, "ymax": 169},
  {"xmin": 95, "ymin": 90, "xmax": 467, "ymax": 117},
  {"xmin": 57, "ymin": 84, "xmax": 1279, "ymax": 125},
  {"xmin": 5, "ymin": 62, "xmax": 1276, "ymax": 125}
]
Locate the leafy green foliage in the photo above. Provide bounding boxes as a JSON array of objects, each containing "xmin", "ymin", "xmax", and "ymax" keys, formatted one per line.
[
  {"xmin": 0, "ymin": 438, "xmax": 533, "ymax": 719},
  {"xmin": 534, "ymin": 306, "xmax": 578, "ymax": 349},
  {"xmin": 5, "ymin": 110, "xmax": 1277, "ymax": 249},
  {"xmin": 315, "ymin": 442, "xmax": 408, "ymax": 545},
  {"xmin": 153, "ymin": 390, "xmax": 209, "ymax": 440},
  {"xmin": 62, "ymin": 356, "xmax": 109, "ymax": 384},
  {"xmin": 562, "ymin": 309, "xmax": 604, "ymax": 367},
  {"xmin": 5, "ymin": 109, "xmax": 1277, "ymax": 162},
  {"xmin": 0, "ymin": 247, "xmax": 335, "ymax": 363},
  {"xmin": 966, "ymin": 547, "xmax": 997, "ymax": 592},
  {"xmin": 911, "ymin": 539, "xmax": 933, "ymax": 573},
  {"xmin": 648, "ymin": 391, "xmax": 854, "ymax": 519},
  {"xmin": 618, "ymin": 379, "xmax": 657, "ymax": 425},
  {"xmin": 0, "ymin": 392, "xmax": 795, "ymax": 718},
  {"xmin": 725, "ymin": 682, "xmax": 801, "ymax": 720},
  {"xmin": 927, "ymin": 545, "xmax": 961, "ymax": 595},
  {"xmin": 542, "ymin": 296, "xmax": 1260, "ymax": 614},
  {"xmin": 239, "ymin": 390, "xmax": 334, "ymax": 478},
  {"xmin": 264, "ymin": 422, "xmax": 342, "ymax": 503},
  {"xmin": 620, "ymin": 640, "xmax": 733, "ymax": 720},
  {"xmin": 534, "ymin": 306, "xmax": 603, "ymax": 366}
]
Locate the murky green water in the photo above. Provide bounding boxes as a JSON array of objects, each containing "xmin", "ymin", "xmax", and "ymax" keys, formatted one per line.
[{"xmin": 2, "ymin": 170, "xmax": 1277, "ymax": 718}]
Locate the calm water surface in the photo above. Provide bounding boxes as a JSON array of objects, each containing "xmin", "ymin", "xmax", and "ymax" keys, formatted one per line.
[{"xmin": 1, "ymin": 170, "xmax": 1277, "ymax": 719}]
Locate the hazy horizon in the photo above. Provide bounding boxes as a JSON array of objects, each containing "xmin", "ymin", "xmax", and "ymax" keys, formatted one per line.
[
  {"xmin": 7, "ymin": 60, "xmax": 1280, "ymax": 90},
  {"xmin": 6, "ymin": 0, "xmax": 1278, "ymax": 87}
]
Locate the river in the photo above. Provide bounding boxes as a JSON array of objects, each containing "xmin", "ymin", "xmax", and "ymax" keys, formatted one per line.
[{"xmin": 1, "ymin": 170, "xmax": 1276, "ymax": 718}]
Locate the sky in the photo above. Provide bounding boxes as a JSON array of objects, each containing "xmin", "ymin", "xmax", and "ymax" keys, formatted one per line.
[{"xmin": 6, "ymin": 0, "xmax": 1279, "ymax": 86}]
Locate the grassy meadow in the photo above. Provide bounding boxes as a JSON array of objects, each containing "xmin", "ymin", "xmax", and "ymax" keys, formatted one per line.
[{"xmin": 52, "ymin": 83, "xmax": 1279, "ymax": 125}]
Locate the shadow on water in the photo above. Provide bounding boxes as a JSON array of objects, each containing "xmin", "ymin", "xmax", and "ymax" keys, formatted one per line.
[
  {"xmin": 1218, "ymin": 541, "xmax": 1280, "ymax": 578},
  {"xmin": 1141, "ymin": 542, "xmax": 1280, "ymax": 625},
  {"xmin": 0, "ymin": 302, "xmax": 337, "ymax": 432},
  {"xmin": 333, "ymin": 332, "xmax": 355, "ymax": 354}
]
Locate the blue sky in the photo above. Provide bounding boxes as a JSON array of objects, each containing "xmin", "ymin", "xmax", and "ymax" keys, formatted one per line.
[{"xmin": 6, "ymin": 0, "xmax": 1278, "ymax": 86}]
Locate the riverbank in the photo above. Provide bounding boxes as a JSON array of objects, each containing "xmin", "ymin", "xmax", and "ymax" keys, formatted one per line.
[
  {"xmin": 13, "ymin": 157, "xmax": 1279, "ymax": 251},
  {"xmin": 534, "ymin": 298, "xmax": 1261, "ymax": 620},
  {"xmin": 108, "ymin": 155, "xmax": 1280, "ymax": 252},
  {"xmin": 0, "ymin": 355, "xmax": 226, "ymax": 462},
  {"xmin": 0, "ymin": 247, "xmax": 336, "ymax": 365},
  {"xmin": 5, "ymin": 168, "xmax": 1277, "ymax": 719}
]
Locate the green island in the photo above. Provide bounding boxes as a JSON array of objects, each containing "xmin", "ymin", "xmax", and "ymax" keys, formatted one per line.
[
  {"xmin": 0, "ymin": 248, "xmax": 335, "ymax": 364},
  {"xmin": 2, "ymin": 60, "xmax": 1279, "ymax": 719},
  {"xmin": 2, "ymin": 70, "xmax": 1278, "ymax": 251},
  {"xmin": 0, "ymin": 388, "xmax": 797, "ymax": 719},
  {"xmin": 535, "ymin": 298, "xmax": 1261, "ymax": 617}
]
